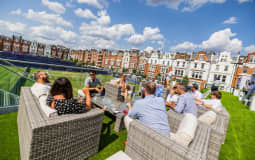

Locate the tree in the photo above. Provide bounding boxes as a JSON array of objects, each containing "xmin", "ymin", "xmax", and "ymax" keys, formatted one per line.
[
  {"xmin": 122, "ymin": 68, "xmax": 127, "ymax": 73},
  {"xmin": 181, "ymin": 76, "xmax": 189, "ymax": 85},
  {"xmin": 91, "ymin": 61, "xmax": 95, "ymax": 66},
  {"xmin": 132, "ymin": 69, "xmax": 136, "ymax": 74}
]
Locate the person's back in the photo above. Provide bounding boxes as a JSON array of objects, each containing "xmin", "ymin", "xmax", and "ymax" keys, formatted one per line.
[
  {"xmin": 127, "ymin": 82, "xmax": 170, "ymax": 136},
  {"xmin": 175, "ymin": 86, "xmax": 197, "ymax": 117}
]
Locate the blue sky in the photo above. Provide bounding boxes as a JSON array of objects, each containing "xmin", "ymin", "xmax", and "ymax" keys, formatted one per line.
[{"xmin": 0, "ymin": 0, "xmax": 254, "ymax": 54}]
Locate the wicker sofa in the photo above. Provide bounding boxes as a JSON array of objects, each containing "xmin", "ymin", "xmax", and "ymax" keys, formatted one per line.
[
  {"xmin": 17, "ymin": 87, "xmax": 104, "ymax": 160},
  {"xmin": 168, "ymin": 108, "xmax": 229, "ymax": 160},
  {"xmin": 125, "ymin": 119, "xmax": 211, "ymax": 160}
]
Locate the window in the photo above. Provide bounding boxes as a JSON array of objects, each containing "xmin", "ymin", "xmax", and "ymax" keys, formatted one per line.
[
  {"xmin": 105, "ymin": 59, "xmax": 108, "ymax": 65},
  {"xmin": 177, "ymin": 61, "xmax": 179, "ymax": 66},
  {"xmin": 167, "ymin": 61, "xmax": 170, "ymax": 66},
  {"xmin": 199, "ymin": 55, "xmax": 203, "ymax": 60},
  {"xmin": 224, "ymin": 66, "xmax": 228, "ymax": 71},
  {"xmin": 249, "ymin": 56, "xmax": 255, "ymax": 63},
  {"xmin": 194, "ymin": 63, "xmax": 197, "ymax": 68},
  {"xmin": 183, "ymin": 62, "xmax": 185, "ymax": 67},
  {"xmin": 201, "ymin": 64, "xmax": 205, "ymax": 69},
  {"xmin": 163, "ymin": 61, "xmax": 165, "ymax": 65},
  {"xmin": 243, "ymin": 67, "xmax": 248, "ymax": 73},
  {"xmin": 111, "ymin": 61, "xmax": 114, "ymax": 65},
  {"xmin": 222, "ymin": 75, "xmax": 226, "ymax": 82},
  {"xmin": 216, "ymin": 65, "xmax": 219, "ymax": 71}
]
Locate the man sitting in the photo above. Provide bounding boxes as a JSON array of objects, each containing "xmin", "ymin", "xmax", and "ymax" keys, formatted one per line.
[
  {"xmin": 195, "ymin": 91, "xmax": 223, "ymax": 112},
  {"xmin": 125, "ymin": 82, "xmax": 170, "ymax": 136},
  {"xmin": 31, "ymin": 71, "xmax": 51, "ymax": 98},
  {"xmin": 191, "ymin": 84, "xmax": 203, "ymax": 99},
  {"xmin": 31, "ymin": 71, "xmax": 57, "ymax": 117},
  {"xmin": 168, "ymin": 84, "xmax": 197, "ymax": 117},
  {"xmin": 83, "ymin": 71, "xmax": 104, "ymax": 97}
]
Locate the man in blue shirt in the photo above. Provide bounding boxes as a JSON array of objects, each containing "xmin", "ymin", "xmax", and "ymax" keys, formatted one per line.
[
  {"xmin": 125, "ymin": 82, "xmax": 170, "ymax": 136},
  {"xmin": 168, "ymin": 84, "xmax": 197, "ymax": 117}
]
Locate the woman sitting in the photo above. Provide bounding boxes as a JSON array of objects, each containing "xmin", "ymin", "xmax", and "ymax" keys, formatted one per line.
[
  {"xmin": 46, "ymin": 77, "xmax": 91, "ymax": 115},
  {"xmin": 166, "ymin": 85, "xmax": 180, "ymax": 108},
  {"xmin": 115, "ymin": 74, "xmax": 130, "ymax": 99},
  {"xmin": 195, "ymin": 91, "xmax": 223, "ymax": 112}
]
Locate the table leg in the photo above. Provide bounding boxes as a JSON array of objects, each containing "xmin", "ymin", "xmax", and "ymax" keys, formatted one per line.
[{"xmin": 114, "ymin": 114, "xmax": 125, "ymax": 132}]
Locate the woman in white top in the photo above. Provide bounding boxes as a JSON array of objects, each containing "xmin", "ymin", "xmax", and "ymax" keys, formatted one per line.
[
  {"xmin": 166, "ymin": 85, "xmax": 179, "ymax": 107},
  {"xmin": 115, "ymin": 74, "xmax": 129, "ymax": 99},
  {"xmin": 195, "ymin": 91, "xmax": 223, "ymax": 112}
]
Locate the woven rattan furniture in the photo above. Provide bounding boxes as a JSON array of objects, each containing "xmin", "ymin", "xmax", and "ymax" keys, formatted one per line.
[
  {"xmin": 18, "ymin": 87, "xmax": 104, "ymax": 160},
  {"xmin": 125, "ymin": 119, "xmax": 210, "ymax": 160},
  {"xmin": 168, "ymin": 108, "xmax": 228, "ymax": 160}
]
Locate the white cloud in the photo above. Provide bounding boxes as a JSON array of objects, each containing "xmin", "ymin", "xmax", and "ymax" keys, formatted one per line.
[
  {"xmin": 66, "ymin": 1, "xmax": 75, "ymax": 8},
  {"xmin": 126, "ymin": 27, "xmax": 164, "ymax": 46},
  {"xmin": 0, "ymin": 20, "xmax": 26, "ymax": 34},
  {"xmin": 74, "ymin": 8, "xmax": 97, "ymax": 19},
  {"xmin": 201, "ymin": 28, "xmax": 242, "ymax": 52},
  {"xmin": 42, "ymin": 0, "xmax": 66, "ymax": 14},
  {"xmin": 170, "ymin": 41, "xmax": 198, "ymax": 52},
  {"xmin": 144, "ymin": 46, "xmax": 154, "ymax": 52},
  {"xmin": 145, "ymin": 0, "xmax": 226, "ymax": 11},
  {"xmin": 96, "ymin": 10, "xmax": 111, "ymax": 25},
  {"xmin": 223, "ymin": 17, "xmax": 238, "ymax": 24},
  {"xmin": 10, "ymin": 8, "xmax": 22, "ymax": 15},
  {"xmin": 25, "ymin": 9, "xmax": 72, "ymax": 27},
  {"xmin": 170, "ymin": 28, "xmax": 242, "ymax": 53},
  {"xmin": 77, "ymin": 0, "xmax": 108, "ymax": 9},
  {"xmin": 30, "ymin": 25, "xmax": 77, "ymax": 43},
  {"xmin": 245, "ymin": 45, "xmax": 255, "ymax": 53},
  {"xmin": 237, "ymin": 0, "xmax": 252, "ymax": 3},
  {"xmin": 78, "ymin": 10, "xmax": 134, "ymax": 49}
]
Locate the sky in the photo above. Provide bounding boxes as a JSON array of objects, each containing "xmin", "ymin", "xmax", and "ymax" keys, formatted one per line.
[{"xmin": 0, "ymin": 0, "xmax": 254, "ymax": 54}]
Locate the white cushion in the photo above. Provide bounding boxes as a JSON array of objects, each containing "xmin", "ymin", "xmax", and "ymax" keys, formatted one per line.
[
  {"xmin": 78, "ymin": 89, "xmax": 86, "ymax": 99},
  {"xmin": 198, "ymin": 111, "xmax": 217, "ymax": 125},
  {"xmin": 106, "ymin": 151, "xmax": 132, "ymax": 160},
  {"xmin": 38, "ymin": 96, "xmax": 57, "ymax": 117},
  {"xmin": 170, "ymin": 113, "xmax": 197, "ymax": 147},
  {"xmin": 170, "ymin": 132, "xmax": 193, "ymax": 147}
]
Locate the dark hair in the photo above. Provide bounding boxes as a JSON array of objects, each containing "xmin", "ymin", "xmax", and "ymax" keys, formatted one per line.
[
  {"xmin": 192, "ymin": 84, "xmax": 199, "ymax": 90},
  {"xmin": 89, "ymin": 71, "xmax": 96, "ymax": 75},
  {"xmin": 144, "ymin": 82, "xmax": 156, "ymax": 95},
  {"xmin": 212, "ymin": 91, "xmax": 222, "ymax": 99},
  {"xmin": 50, "ymin": 77, "xmax": 73, "ymax": 99},
  {"xmin": 179, "ymin": 84, "xmax": 189, "ymax": 92}
]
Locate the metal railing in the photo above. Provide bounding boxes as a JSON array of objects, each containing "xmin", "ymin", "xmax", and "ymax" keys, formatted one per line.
[{"xmin": 0, "ymin": 89, "xmax": 19, "ymax": 107}]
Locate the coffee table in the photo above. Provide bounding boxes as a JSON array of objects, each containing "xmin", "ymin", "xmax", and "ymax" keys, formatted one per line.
[{"xmin": 91, "ymin": 96, "xmax": 129, "ymax": 132}]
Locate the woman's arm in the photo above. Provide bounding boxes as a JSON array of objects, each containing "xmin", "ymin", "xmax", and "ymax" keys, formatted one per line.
[{"xmin": 83, "ymin": 88, "xmax": 91, "ymax": 110}]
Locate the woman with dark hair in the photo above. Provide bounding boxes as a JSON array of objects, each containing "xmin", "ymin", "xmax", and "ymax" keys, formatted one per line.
[{"xmin": 46, "ymin": 77, "xmax": 91, "ymax": 115}]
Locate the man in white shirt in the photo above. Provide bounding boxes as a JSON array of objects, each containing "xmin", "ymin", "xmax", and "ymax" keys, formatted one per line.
[
  {"xmin": 31, "ymin": 71, "xmax": 56, "ymax": 117},
  {"xmin": 191, "ymin": 84, "xmax": 203, "ymax": 99},
  {"xmin": 196, "ymin": 91, "xmax": 223, "ymax": 112},
  {"xmin": 31, "ymin": 71, "xmax": 51, "ymax": 98}
]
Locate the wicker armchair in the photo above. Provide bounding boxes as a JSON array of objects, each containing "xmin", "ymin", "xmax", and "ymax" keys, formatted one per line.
[
  {"xmin": 197, "ymin": 105, "xmax": 230, "ymax": 135},
  {"xmin": 17, "ymin": 87, "xmax": 104, "ymax": 160},
  {"xmin": 125, "ymin": 119, "xmax": 211, "ymax": 160},
  {"xmin": 168, "ymin": 109, "xmax": 227, "ymax": 160}
]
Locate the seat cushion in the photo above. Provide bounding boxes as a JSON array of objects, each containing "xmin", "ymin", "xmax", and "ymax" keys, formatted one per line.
[
  {"xmin": 106, "ymin": 151, "xmax": 132, "ymax": 160},
  {"xmin": 198, "ymin": 111, "xmax": 217, "ymax": 125}
]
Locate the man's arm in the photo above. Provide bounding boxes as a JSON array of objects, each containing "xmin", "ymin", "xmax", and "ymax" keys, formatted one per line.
[
  {"xmin": 174, "ymin": 97, "xmax": 185, "ymax": 113},
  {"xmin": 84, "ymin": 78, "xmax": 96, "ymax": 91},
  {"xmin": 128, "ymin": 101, "xmax": 140, "ymax": 119}
]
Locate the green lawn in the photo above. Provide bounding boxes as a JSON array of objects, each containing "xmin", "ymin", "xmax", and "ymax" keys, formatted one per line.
[
  {"xmin": 219, "ymin": 92, "xmax": 255, "ymax": 160},
  {"xmin": 0, "ymin": 66, "xmax": 20, "ymax": 92}
]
